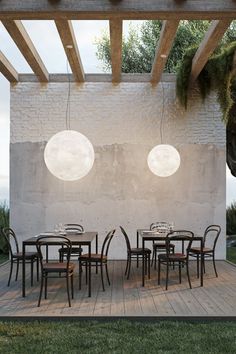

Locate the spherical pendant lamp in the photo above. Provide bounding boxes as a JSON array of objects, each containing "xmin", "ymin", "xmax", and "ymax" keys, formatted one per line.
[
  {"xmin": 44, "ymin": 130, "xmax": 94, "ymax": 181},
  {"xmin": 147, "ymin": 144, "xmax": 180, "ymax": 177}
]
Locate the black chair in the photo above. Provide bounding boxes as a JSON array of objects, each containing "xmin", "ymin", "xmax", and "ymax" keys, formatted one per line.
[
  {"xmin": 79, "ymin": 229, "xmax": 115, "ymax": 291},
  {"xmin": 36, "ymin": 235, "xmax": 75, "ymax": 307},
  {"xmin": 189, "ymin": 225, "xmax": 221, "ymax": 277},
  {"xmin": 158, "ymin": 230, "xmax": 194, "ymax": 290},
  {"xmin": 2, "ymin": 227, "xmax": 39, "ymax": 287},
  {"xmin": 120, "ymin": 226, "xmax": 151, "ymax": 280},
  {"xmin": 58, "ymin": 224, "xmax": 84, "ymax": 262},
  {"xmin": 151, "ymin": 222, "xmax": 175, "ymax": 269}
]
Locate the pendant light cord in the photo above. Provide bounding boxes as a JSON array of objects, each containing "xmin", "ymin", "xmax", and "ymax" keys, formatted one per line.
[
  {"xmin": 160, "ymin": 80, "xmax": 165, "ymax": 144},
  {"xmin": 65, "ymin": 59, "xmax": 71, "ymax": 130}
]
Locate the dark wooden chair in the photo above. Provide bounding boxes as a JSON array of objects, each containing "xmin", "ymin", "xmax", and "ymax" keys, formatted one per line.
[
  {"xmin": 79, "ymin": 229, "xmax": 115, "ymax": 291},
  {"xmin": 36, "ymin": 235, "xmax": 75, "ymax": 307},
  {"xmin": 151, "ymin": 222, "xmax": 175, "ymax": 269},
  {"xmin": 2, "ymin": 227, "xmax": 39, "ymax": 287},
  {"xmin": 189, "ymin": 225, "xmax": 221, "ymax": 277},
  {"xmin": 58, "ymin": 224, "xmax": 84, "ymax": 262},
  {"xmin": 158, "ymin": 230, "xmax": 194, "ymax": 290},
  {"xmin": 120, "ymin": 226, "xmax": 151, "ymax": 280}
]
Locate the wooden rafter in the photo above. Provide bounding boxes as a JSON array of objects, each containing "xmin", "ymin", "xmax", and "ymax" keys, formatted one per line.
[
  {"xmin": 2, "ymin": 20, "xmax": 49, "ymax": 82},
  {"xmin": 0, "ymin": 51, "xmax": 18, "ymax": 82},
  {"xmin": 189, "ymin": 19, "xmax": 232, "ymax": 85},
  {"xmin": 109, "ymin": 19, "xmax": 122, "ymax": 83},
  {"xmin": 55, "ymin": 20, "xmax": 84, "ymax": 82},
  {"xmin": 151, "ymin": 20, "xmax": 179, "ymax": 85},
  {"xmin": 0, "ymin": 1, "xmax": 235, "ymax": 20}
]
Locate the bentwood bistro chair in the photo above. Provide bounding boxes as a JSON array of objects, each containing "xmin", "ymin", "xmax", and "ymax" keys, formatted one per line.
[
  {"xmin": 58, "ymin": 223, "xmax": 84, "ymax": 262},
  {"xmin": 189, "ymin": 225, "xmax": 221, "ymax": 277},
  {"xmin": 120, "ymin": 226, "xmax": 151, "ymax": 279},
  {"xmin": 36, "ymin": 235, "xmax": 75, "ymax": 307},
  {"xmin": 79, "ymin": 229, "xmax": 115, "ymax": 291},
  {"xmin": 158, "ymin": 230, "xmax": 194, "ymax": 290},
  {"xmin": 2, "ymin": 227, "xmax": 39, "ymax": 287}
]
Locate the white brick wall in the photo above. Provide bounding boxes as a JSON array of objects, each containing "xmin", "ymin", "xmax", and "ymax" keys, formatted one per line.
[{"xmin": 10, "ymin": 81, "xmax": 225, "ymax": 147}]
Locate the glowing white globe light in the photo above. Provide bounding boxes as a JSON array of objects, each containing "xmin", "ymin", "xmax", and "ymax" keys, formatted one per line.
[
  {"xmin": 44, "ymin": 130, "xmax": 94, "ymax": 181},
  {"xmin": 147, "ymin": 144, "xmax": 180, "ymax": 177}
]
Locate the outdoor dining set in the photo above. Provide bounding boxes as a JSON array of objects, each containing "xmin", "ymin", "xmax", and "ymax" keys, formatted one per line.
[{"xmin": 0, "ymin": 223, "xmax": 221, "ymax": 307}]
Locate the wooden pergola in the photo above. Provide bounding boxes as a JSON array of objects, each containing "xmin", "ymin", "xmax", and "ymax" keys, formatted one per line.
[{"xmin": 0, "ymin": 1, "xmax": 236, "ymax": 85}]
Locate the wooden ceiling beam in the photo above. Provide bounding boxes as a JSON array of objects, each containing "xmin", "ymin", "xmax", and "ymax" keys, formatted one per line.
[
  {"xmin": 151, "ymin": 20, "xmax": 179, "ymax": 85},
  {"xmin": 109, "ymin": 19, "xmax": 122, "ymax": 83},
  {"xmin": 2, "ymin": 20, "xmax": 49, "ymax": 82},
  {"xmin": 0, "ymin": 51, "xmax": 18, "ymax": 82},
  {"xmin": 189, "ymin": 19, "xmax": 232, "ymax": 85},
  {"xmin": 55, "ymin": 20, "xmax": 84, "ymax": 82},
  {"xmin": 0, "ymin": 1, "xmax": 236, "ymax": 20}
]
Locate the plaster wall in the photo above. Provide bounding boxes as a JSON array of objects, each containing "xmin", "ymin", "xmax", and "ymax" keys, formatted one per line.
[{"xmin": 10, "ymin": 80, "xmax": 226, "ymax": 259}]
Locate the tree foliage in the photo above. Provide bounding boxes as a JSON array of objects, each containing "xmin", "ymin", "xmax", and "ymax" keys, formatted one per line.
[
  {"xmin": 227, "ymin": 202, "xmax": 236, "ymax": 235},
  {"xmin": 95, "ymin": 20, "xmax": 236, "ymax": 74},
  {"xmin": 0, "ymin": 202, "xmax": 9, "ymax": 254}
]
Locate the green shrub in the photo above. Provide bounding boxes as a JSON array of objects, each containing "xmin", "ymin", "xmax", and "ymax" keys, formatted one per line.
[
  {"xmin": 0, "ymin": 202, "xmax": 9, "ymax": 254},
  {"xmin": 227, "ymin": 202, "xmax": 236, "ymax": 235}
]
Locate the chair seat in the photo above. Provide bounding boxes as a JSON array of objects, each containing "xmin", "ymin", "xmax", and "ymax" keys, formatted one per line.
[
  {"xmin": 13, "ymin": 252, "xmax": 38, "ymax": 259},
  {"xmin": 189, "ymin": 247, "xmax": 213, "ymax": 254},
  {"xmin": 58, "ymin": 246, "xmax": 83, "ymax": 254},
  {"xmin": 130, "ymin": 248, "xmax": 151, "ymax": 254},
  {"xmin": 153, "ymin": 243, "xmax": 175, "ymax": 249},
  {"xmin": 159, "ymin": 253, "xmax": 187, "ymax": 261},
  {"xmin": 80, "ymin": 253, "xmax": 107, "ymax": 262},
  {"xmin": 42, "ymin": 262, "xmax": 75, "ymax": 272}
]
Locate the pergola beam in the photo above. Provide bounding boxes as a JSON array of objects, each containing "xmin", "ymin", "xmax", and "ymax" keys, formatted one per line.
[
  {"xmin": 0, "ymin": 1, "xmax": 236, "ymax": 20},
  {"xmin": 109, "ymin": 19, "xmax": 123, "ymax": 83},
  {"xmin": 55, "ymin": 20, "xmax": 84, "ymax": 82},
  {"xmin": 0, "ymin": 51, "xmax": 18, "ymax": 82},
  {"xmin": 190, "ymin": 19, "xmax": 232, "ymax": 85},
  {"xmin": 151, "ymin": 20, "xmax": 179, "ymax": 85},
  {"xmin": 2, "ymin": 20, "xmax": 49, "ymax": 82}
]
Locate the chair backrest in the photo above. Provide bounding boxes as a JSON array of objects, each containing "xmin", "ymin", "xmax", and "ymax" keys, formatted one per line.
[
  {"xmin": 64, "ymin": 224, "xmax": 84, "ymax": 232},
  {"xmin": 120, "ymin": 226, "xmax": 131, "ymax": 253},
  {"xmin": 100, "ymin": 229, "xmax": 116, "ymax": 259},
  {"xmin": 36, "ymin": 235, "xmax": 72, "ymax": 270},
  {"xmin": 150, "ymin": 222, "xmax": 172, "ymax": 233},
  {"xmin": 203, "ymin": 225, "xmax": 221, "ymax": 250},
  {"xmin": 2, "ymin": 227, "xmax": 19, "ymax": 256},
  {"xmin": 165, "ymin": 230, "xmax": 194, "ymax": 257}
]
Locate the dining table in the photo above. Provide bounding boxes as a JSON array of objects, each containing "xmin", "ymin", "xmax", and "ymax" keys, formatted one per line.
[
  {"xmin": 22, "ymin": 231, "xmax": 98, "ymax": 298},
  {"xmin": 137, "ymin": 229, "xmax": 204, "ymax": 288}
]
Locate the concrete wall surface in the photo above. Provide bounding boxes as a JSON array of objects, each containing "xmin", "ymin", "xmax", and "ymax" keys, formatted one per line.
[{"xmin": 10, "ymin": 80, "xmax": 226, "ymax": 259}]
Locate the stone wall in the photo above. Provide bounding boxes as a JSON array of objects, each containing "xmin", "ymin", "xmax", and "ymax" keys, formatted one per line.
[{"xmin": 10, "ymin": 78, "xmax": 226, "ymax": 259}]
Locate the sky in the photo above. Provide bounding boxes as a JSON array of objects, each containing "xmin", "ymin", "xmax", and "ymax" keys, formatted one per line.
[{"xmin": 0, "ymin": 20, "xmax": 236, "ymax": 206}]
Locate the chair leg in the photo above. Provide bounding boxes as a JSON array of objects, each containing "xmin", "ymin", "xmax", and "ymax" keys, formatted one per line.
[
  {"xmin": 31, "ymin": 259, "xmax": 34, "ymax": 286},
  {"xmin": 144, "ymin": 254, "xmax": 147, "ymax": 275},
  {"xmin": 157, "ymin": 259, "xmax": 161, "ymax": 285},
  {"xmin": 151, "ymin": 248, "xmax": 155, "ymax": 267},
  {"xmin": 127, "ymin": 254, "xmax": 131, "ymax": 280},
  {"xmin": 179, "ymin": 262, "xmax": 182, "ymax": 284},
  {"xmin": 79, "ymin": 260, "xmax": 82, "ymax": 290},
  {"xmin": 15, "ymin": 259, "xmax": 19, "ymax": 281},
  {"xmin": 203, "ymin": 257, "xmax": 206, "ymax": 273},
  {"xmin": 148, "ymin": 254, "xmax": 151, "ymax": 279},
  {"xmin": 105, "ymin": 263, "xmax": 110, "ymax": 285},
  {"xmin": 38, "ymin": 274, "xmax": 44, "ymax": 307},
  {"xmin": 36, "ymin": 257, "xmax": 39, "ymax": 281},
  {"xmin": 100, "ymin": 263, "xmax": 105, "ymax": 291},
  {"xmin": 8, "ymin": 259, "xmax": 13, "ymax": 286},
  {"xmin": 154, "ymin": 250, "xmax": 157, "ymax": 270},
  {"xmin": 186, "ymin": 261, "xmax": 192, "ymax": 289},
  {"xmin": 85, "ymin": 263, "xmax": 88, "ymax": 285},
  {"xmin": 212, "ymin": 253, "xmax": 218, "ymax": 277},
  {"xmin": 125, "ymin": 253, "xmax": 129, "ymax": 275},
  {"xmin": 66, "ymin": 275, "xmax": 71, "ymax": 307},
  {"xmin": 70, "ymin": 273, "xmax": 74, "ymax": 299},
  {"xmin": 165, "ymin": 262, "xmax": 169, "ymax": 290},
  {"xmin": 44, "ymin": 275, "xmax": 47, "ymax": 299},
  {"xmin": 197, "ymin": 254, "xmax": 199, "ymax": 278}
]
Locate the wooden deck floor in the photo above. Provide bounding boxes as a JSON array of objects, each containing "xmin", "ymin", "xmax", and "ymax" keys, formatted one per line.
[{"xmin": 0, "ymin": 260, "xmax": 236, "ymax": 317}]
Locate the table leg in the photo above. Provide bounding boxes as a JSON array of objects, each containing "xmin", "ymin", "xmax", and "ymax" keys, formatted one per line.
[
  {"xmin": 22, "ymin": 242, "xmax": 26, "ymax": 297},
  {"xmin": 200, "ymin": 239, "xmax": 204, "ymax": 287},
  {"xmin": 142, "ymin": 237, "xmax": 145, "ymax": 287},
  {"xmin": 95, "ymin": 233, "xmax": 98, "ymax": 274},
  {"xmin": 88, "ymin": 243, "xmax": 91, "ymax": 297},
  {"xmin": 137, "ymin": 230, "xmax": 139, "ymax": 268}
]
